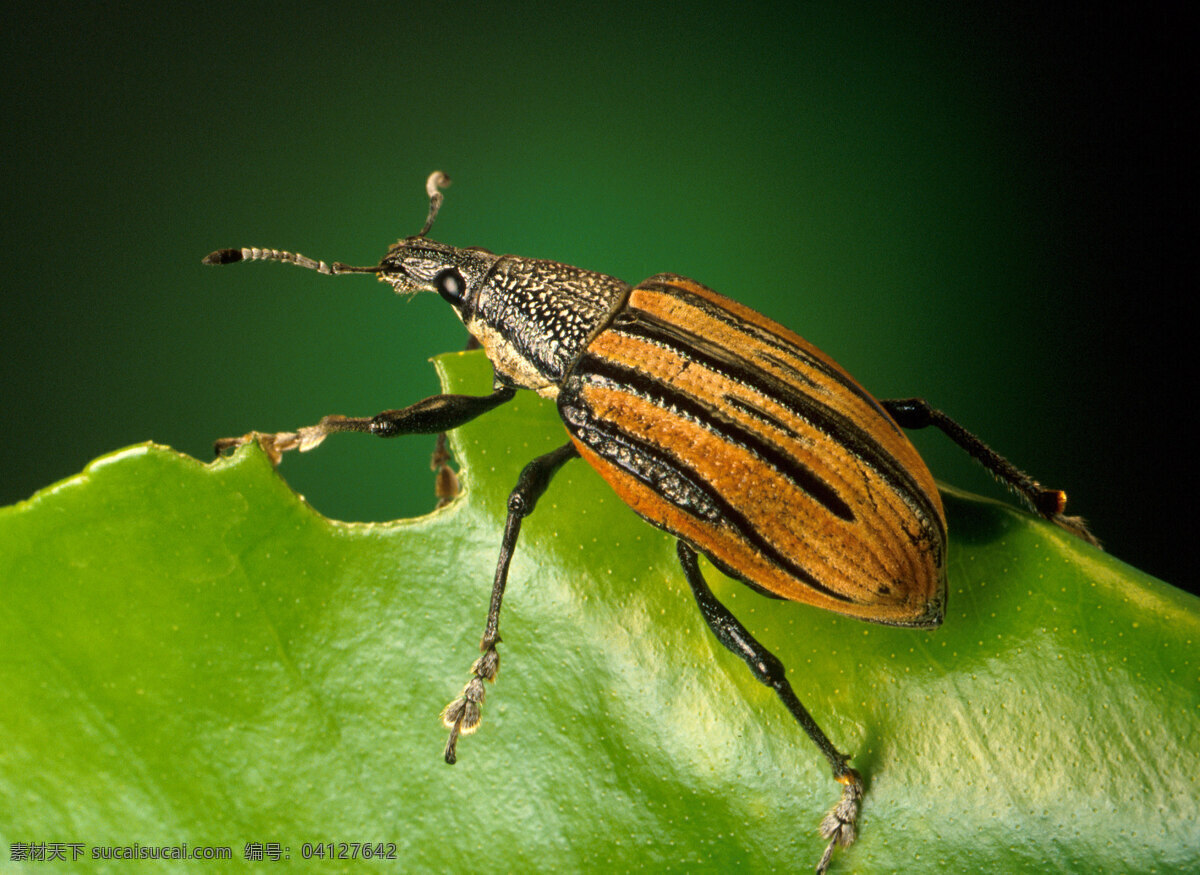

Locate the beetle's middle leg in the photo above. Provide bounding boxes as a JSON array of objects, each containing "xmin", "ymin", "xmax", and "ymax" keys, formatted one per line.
[
  {"xmin": 441, "ymin": 441, "xmax": 580, "ymax": 764},
  {"xmin": 214, "ymin": 386, "xmax": 516, "ymax": 464},
  {"xmin": 676, "ymin": 541, "xmax": 862, "ymax": 875}
]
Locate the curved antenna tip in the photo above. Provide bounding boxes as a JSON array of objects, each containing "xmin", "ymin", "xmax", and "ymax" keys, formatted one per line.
[
  {"xmin": 426, "ymin": 171, "xmax": 451, "ymax": 196},
  {"xmin": 418, "ymin": 171, "xmax": 452, "ymax": 237}
]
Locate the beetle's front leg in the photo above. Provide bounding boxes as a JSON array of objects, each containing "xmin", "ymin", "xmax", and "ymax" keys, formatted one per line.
[
  {"xmin": 214, "ymin": 386, "xmax": 517, "ymax": 465},
  {"xmin": 676, "ymin": 541, "xmax": 862, "ymax": 875},
  {"xmin": 441, "ymin": 441, "xmax": 579, "ymax": 764}
]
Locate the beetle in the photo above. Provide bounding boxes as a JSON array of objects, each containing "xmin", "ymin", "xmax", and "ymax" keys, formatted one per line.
[{"xmin": 203, "ymin": 172, "xmax": 1097, "ymax": 873}]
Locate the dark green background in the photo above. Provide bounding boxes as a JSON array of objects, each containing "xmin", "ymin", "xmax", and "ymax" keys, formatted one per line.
[{"xmin": 4, "ymin": 4, "xmax": 1191, "ymax": 591}]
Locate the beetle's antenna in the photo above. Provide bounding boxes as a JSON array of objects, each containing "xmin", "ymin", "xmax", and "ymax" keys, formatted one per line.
[
  {"xmin": 202, "ymin": 171, "xmax": 451, "ymax": 270},
  {"xmin": 200, "ymin": 247, "xmax": 380, "ymax": 275},
  {"xmin": 417, "ymin": 171, "xmax": 451, "ymax": 237}
]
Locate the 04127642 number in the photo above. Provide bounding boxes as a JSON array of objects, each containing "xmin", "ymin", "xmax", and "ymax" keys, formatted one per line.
[{"xmin": 299, "ymin": 842, "xmax": 397, "ymax": 861}]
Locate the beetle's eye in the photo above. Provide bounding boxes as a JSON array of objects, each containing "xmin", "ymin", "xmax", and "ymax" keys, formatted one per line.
[{"xmin": 434, "ymin": 268, "xmax": 466, "ymax": 306}]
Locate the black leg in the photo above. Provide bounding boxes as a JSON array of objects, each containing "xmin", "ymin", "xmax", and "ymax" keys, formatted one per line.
[
  {"xmin": 677, "ymin": 541, "xmax": 862, "ymax": 875},
  {"xmin": 441, "ymin": 441, "xmax": 580, "ymax": 764},
  {"xmin": 881, "ymin": 397, "xmax": 1099, "ymax": 546},
  {"xmin": 214, "ymin": 386, "xmax": 517, "ymax": 463}
]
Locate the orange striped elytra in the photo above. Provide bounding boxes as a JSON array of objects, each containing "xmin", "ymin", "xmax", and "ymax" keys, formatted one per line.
[
  {"xmin": 203, "ymin": 172, "xmax": 1097, "ymax": 874},
  {"xmin": 560, "ymin": 276, "xmax": 946, "ymax": 627}
]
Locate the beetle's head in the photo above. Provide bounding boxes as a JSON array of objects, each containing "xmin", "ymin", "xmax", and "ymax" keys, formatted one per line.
[
  {"xmin": 201, "ymin": 170, "xmax": 496, "ymax": 321},
  {"xmin": 375, "ymin": 236, "xmax": 498, "ymax": 321}
]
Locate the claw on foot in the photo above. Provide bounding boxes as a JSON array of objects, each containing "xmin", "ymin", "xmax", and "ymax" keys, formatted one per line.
[
  {"xmin": 1050, "ymin": 511, "xmax": 1102, "ymax": 548},
  {"xmin": 214, "ymin": 424, "xmax": 334, "ymax": 466},
  {"xmin": 1032, "ymin": 488, "xmax": 1101, "ymax": 548},
  {"xmin": 815, "ymin": 767, "xmax": 862, "ymax": 874},
  {"xmin": 440, "ymin": 643, "xmax": 500, "ymax": 764}
]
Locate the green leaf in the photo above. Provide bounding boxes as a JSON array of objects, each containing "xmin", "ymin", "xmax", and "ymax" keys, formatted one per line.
[{"xmin": 2, "ymin": 351, "xmax": 1197, "ymax": 873}]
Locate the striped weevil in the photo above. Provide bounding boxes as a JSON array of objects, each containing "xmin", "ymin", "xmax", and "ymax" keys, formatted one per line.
[{"xmin": 204, "ymin": 172, "xmax": 1098, "ymax": 873}]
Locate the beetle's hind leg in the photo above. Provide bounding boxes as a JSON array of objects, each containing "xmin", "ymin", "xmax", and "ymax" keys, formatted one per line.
[
  {"xmin": 441, "ymin": 441, "xmax": 580, "ymax": 764},
  {"xmin": 881, "ymin": 397, "xmax": 1100, "ymax": 546},
  {"xmin": 676, "ymin": 541, "xmax": 862, "ymax": 875}
]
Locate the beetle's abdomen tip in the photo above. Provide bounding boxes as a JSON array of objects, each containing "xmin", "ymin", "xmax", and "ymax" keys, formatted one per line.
[{"xmin": 903, "ymin": 587, "xmax": 946, "ymax": 630}]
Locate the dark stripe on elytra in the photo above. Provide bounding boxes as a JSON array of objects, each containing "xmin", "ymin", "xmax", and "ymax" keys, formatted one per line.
[
  {"xmin": 724, "ymin": 395, "xmax": 804, "ymax": 442},
  {"xmin": 559, "ymin": 382, "xmax": 854, "ymax": 603},
  {"xmin": 638, "ymin": 280, "xmax": 901, "ymax": 434},
  {"xmin": 577, "ymin": 354, "xmax": 854, "ymax": 522},
  {"xmin": 607, "ymin": 306, "xmax": 945, "ymax": 544}
]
